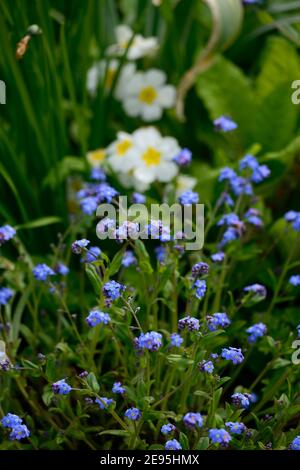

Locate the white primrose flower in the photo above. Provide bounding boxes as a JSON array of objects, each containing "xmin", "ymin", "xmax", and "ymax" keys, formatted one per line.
[
  {"xmin": 86, "ymin": 60, "xmax": 136, "ymax": 97},
  {"xmin": 117, "ymin": 172, "xmax": 150, "ymax": 193},
  {"xmin": 106, "ymin": 25, "xmax": 158, "ymax": 60},
  {"xmin": 87, "ymin": 148, "xmax": 106, "ymax": 168},
  {"xmin": 117, "ymin": 69, "xmax": 176, "ymax": 122},
  {"xmin": 106, "ymin": 131, "xmax": 139, "ymax": 173},
  {"xmin": 106, "ymin": 127, "xmax": 181, "ymax": 190},
  {"xmin": 176, "ymin": 175, "xmax": 197, "ymax": 197},
  {"xmin": 131, "ymin": 127, "xmax": 180, "ymax": 186}
]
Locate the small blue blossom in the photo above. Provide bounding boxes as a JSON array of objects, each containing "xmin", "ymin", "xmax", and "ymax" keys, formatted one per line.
[
  {"xmin": 244, "ymin": 208, "xmax": 263, "ymax": 227},
  {"xmin": 1, "ymin": 413, "xmax": 22, "ymax": 428},
  {"xmin": 81, "ymin": 246, "xmax": 102, "ymax": 263},
  {"xmin": 72, "ymin": 238, "xmax": 90, "ymax": 254},
  {"xmin": 243, "ymin": 283, "xmax": 267, "ymax": 300},
  {"xmin": 103, "ymin": 280, "xmax": 126, "ymax": 303},
  {"xmin": 199, "ymin": 360, "xmax": 214, "ymax": 374},
  {"xmin": 90, "ymin": 167, "xmax": 106, "ymax": 181},
  {"xmin": 218, "ymin": 167, "xmax": 237, "ymax": 182},
  {"xmin": 183, "ymin": 412, "xmax": 203, "ymax": 429},
  {"xmin": 161, "ymin": 423, "xmax": 176, "ymax": 435},
  {"xmin": 221, "ymin": 347, "xmax": 244, "ymax": 365},
  {"xmin": 289, "ymin": 275, "xmax": 300, "ymax": 287},
  {"xmin": 0, "ymin": 225, "xmax": 16, "ymax": 246},
  {"xmin": 170, "ymin": 333, "xmax": 184, "ymax": 347},
  {"xmin": 136, "ymin": 331, "xmax": 162, "ymax": 352},
  {"xmin": 252, "ymin": 164, "xmax": 270, "ymax": 183},
  {"xmin": 96, "ymin": 183, "xmax": 118, "ymax": 203},
  {"xmin": 173, "ymin": 148, "xmax": 192, "ymax": 167},
  {"xmin": 193, "ymin": 279, "xmax": 206, "ymax": 299},
  {"xmin": 284, "ymin": 210, "xmax": 299, "ymax": 222},
  {"xmin": 179, "ymin": 190, "xmax": 199, "ymax": 205},
  {"xmin": 239, "ymin": 154, "xmax": 258, "ymax": 171},
  {"xmin": 220, "ymin": 227, "xmax": 241, "ymax": 247},
  {"xmin": 165, "ymin": 439, "xmax": 182, "ymax": 450},
  {"xmin": 214, "ymin": 116, "xmax": 237, "ymax": 132},
  {"xmin": 291, "ymin": 436, "xmax": 300, "ymax": 450},
  {"xmin": 55, "ymin": 263, "xmax": 69, "ymax": 276},
  {"xmin": 209, "ymin": 428, "xmax": 232, "ymax": 444},
  {"xmin": 192, "ymin": 262, "xmax": 209, "ymax": 277},
  {"xmin": 95, "ymin": 397, "xmax": 114, "ymax": 410},
  {"xmin": 9, "ymin": 424, "xmax": 30, "ymax": 441},
  {"xmin": 246, "ymin": 322, "xmax": 267, "ymax": 343},
  {"xmin": 284, "ymin": 210, "xmax": 300, "ymax": 232},
  {"xmin": 230, "ymin": 175, "xmax": 253, "ymax": 196},
  {"xmin": 211, "ymin": 251, "xmax": 225, "ymax": 263},
  {"xmin": 207, "ymin": 312, "xmax": 231, "ymax": 331},
  {"xmin": 86, "ymin": 310, "xmax": 111, "ymax": 327},
  {"xmin": 231, "ymin": 392, "xmax": 251, "ymax": 409},
  {"xmin": 243, "ymin": 0, "xmax": 261, "ymax": 5},
  {"xmin": 225, "ymin": 422, "xmax": 246, "ymax": 435},
  {"xmin": 80, "ymin": 196, "xmax": 98, "ymax": 215},
  {"xmin": 124, "ymin": 407, "xmax": 141, "ymax": 421},
  {"xmin": 155, "ymin": 246, "xmax": 167, "ymax": 263},
  {"xmin": 0, "ymin": 287, "xmax": 13, "ymax": 305},
  {"xmin": 52, "ymin": 379, "xmax": 72, "ymax": 395},
  {"xmin": 297, "ymin": 325, "xmax": 300, "ymax": 338},
  {"xmin": 217, "ymin": 213, "xmax": 240, "ymax": 227},
  {"xmin": 178, "ymin": 316, "xmax": 200, "ymax": 332},
  {"xmin": 219, "ymin": 192, "xmax": 234, "ymax": 207},
  {"xmin": 32, "ymin": 264, "xmax": 55, "ymax": 282},
  {"xmin": 132, "ymin": 192, "xmax": 146, "ymax": 204},
  {"xmin": 112, "ymin": 382, "xmax": 125, "ymax": 395},
  {"xmin": 122, "ymin": 250, "xmax": 137, "ymax": 267}
]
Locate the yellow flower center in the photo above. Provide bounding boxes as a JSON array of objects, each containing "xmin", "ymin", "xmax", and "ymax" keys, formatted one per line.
[
  {"xmin": 116, "ymin": 139, "xmax": 132, "ymax": 156},
  {"xmin": 142, "ymin": 147, "xmax": 161, "ymax": 166},
  {"xmin": 105, "ymin": 68, "xmax": 117, "ymax": 90},
  {"xmin": 138, "ymin": 86, "xmax": 157, "ymax": 105},
  {"xmin": 87, "ymin": 149, "xmax": 106, "ymax": 167}
]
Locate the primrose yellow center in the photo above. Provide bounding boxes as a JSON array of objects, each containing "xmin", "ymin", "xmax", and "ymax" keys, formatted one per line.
[
  {"xmin": 87, "ymin": 149, "xmax": 106, "ymax": 166},
  {"xmin": 116, "ymin": 139, "xmax": 132, "ymax": 156},
  {"xmin": 139, "ymin": 86, "xmax": 158, "ymax": 105},
  {"xmin": 105, "ymin": 68, "xmax": 117, "ymax": 89},
  {"xmin": 142, "ymin": 147, "xmax": 161, "ymax": 166}
]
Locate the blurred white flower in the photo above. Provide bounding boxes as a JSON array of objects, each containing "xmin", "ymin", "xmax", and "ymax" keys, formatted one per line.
[
  {"xmin": 107, "ymin": 25, "xmax": 158, "ymax": 60},
  {"xmin": 106, "ymin": 127, "xmax": 180, "ymax": 190},
  {"xmin": 87, "ymin": 148, "xmax": 106, "ymax": 168},
  {"xmin": 106, "ymin": 131, "xmax": 138, "ymax": 173},
  {"xmin": 86, "ymin": 60, "xmax": 136, "ymax": 97},
  {"xmin": 176, "ymin": 175, "xmax": 197, "ymax": 197},
  {"xmin": 117, "ymin": 69, "xmax": 176, "ymax": 121}
]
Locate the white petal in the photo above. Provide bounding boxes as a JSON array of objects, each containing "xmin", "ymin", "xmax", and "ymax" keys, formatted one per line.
[
  {"xmin": 141, "ymin": 104, "xmax": 162, "ymax": 122},
  {"xmin": 122, "ymin": 98, "xmax": 141, "ymax": 117},
  {"xmin": 133, "ymin": 127, "xmax": 161, "ymax": 148},
  {"xmin": 134, "ymin": 166, "xmax": 156, "ymax": 184},
  {"xmin": 156, "ymin": 162, "xmax": 178, "ymax": 182},
  {"xmin": 144, "ymin": 69, "xmax": 166, "ymax": 87},
  {"xmin": 122, "ymin": 73, "xmax": 144, "ymax": 96},
  {"xmin": 115, "ymin": 25, "xmax": 132, "ymax": 43},
  {"xmin": 157, "ymin": 85, "xmax": 176, "ymax": 108}
]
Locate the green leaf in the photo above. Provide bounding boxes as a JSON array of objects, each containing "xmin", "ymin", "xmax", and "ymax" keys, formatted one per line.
[
  {"xmin": 43, "ymin": 156, "xmax": 86, "ymax": 188},
  {"xmin": 98, "ymin": 429, "xmax": 130, "ymax": 437},
  {"xmin": 108, "ymin": 249, "xmax": 125, "ymax": 277},
  {"xmin": 45, "ymin": 355, "xmax": 57, "ymax": 381},
  {"xmin": 16, "ymin": 216, "xmax": 61, "ymax": 230},
  {"xmin": 179, "ymin": 431, "xmax": 189, "ymax": 450},
  {"xmin": 85, "ymin": 263, "xmax": 102, "ymax": 295},
  {"xmin": 195, "ymin": 436, "xmax": 210, "ymax": 450},
  {"xmin": 87, "ymin": 372, "xmax": 100, "ymax": 393}
]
